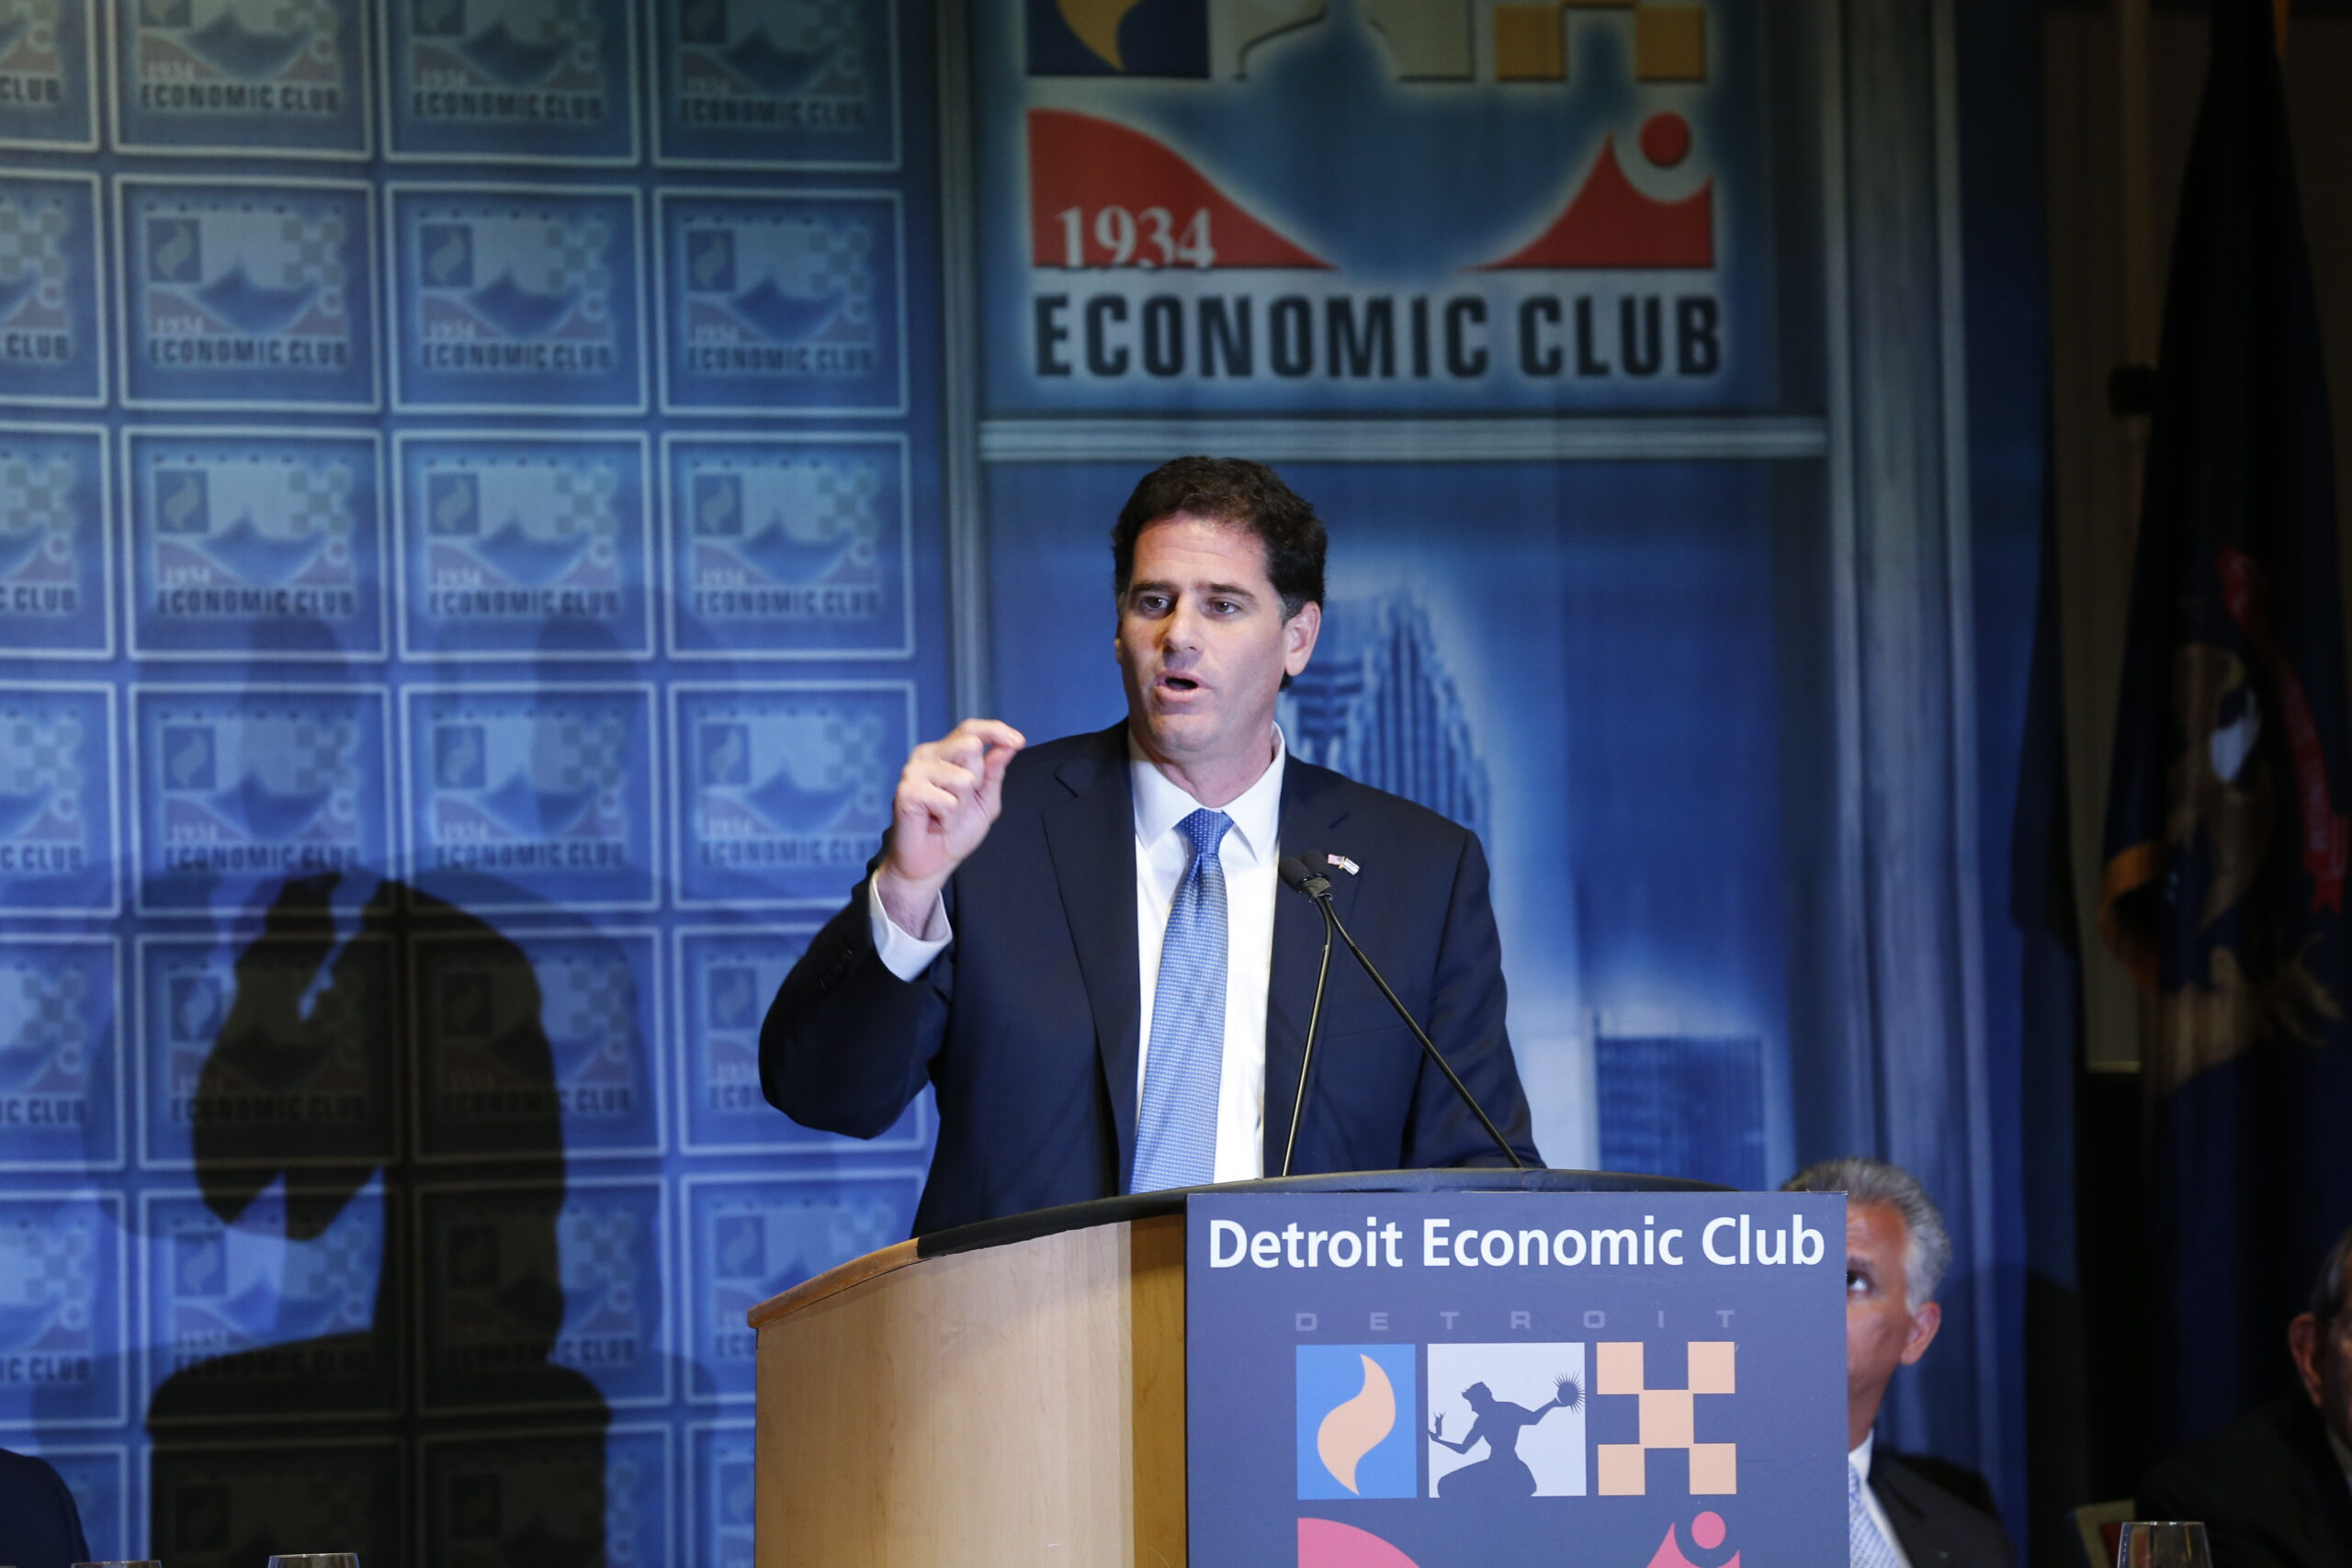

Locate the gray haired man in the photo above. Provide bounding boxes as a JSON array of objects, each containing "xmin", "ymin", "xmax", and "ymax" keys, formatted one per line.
[{"xmin": 1785, "ymin": 1157, "xmax": 2013, "ymax": 1568}]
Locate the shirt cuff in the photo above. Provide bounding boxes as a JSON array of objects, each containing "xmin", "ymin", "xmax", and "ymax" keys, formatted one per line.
[{"xmin": 868, "ymin": 875, "xmax": 950, "ymax": 981}]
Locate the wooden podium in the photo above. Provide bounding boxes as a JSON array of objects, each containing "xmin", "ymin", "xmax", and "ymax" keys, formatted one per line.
[{"xmin": 746, "ymin": 1169, "xmax": 1713, "ymax": 1567}]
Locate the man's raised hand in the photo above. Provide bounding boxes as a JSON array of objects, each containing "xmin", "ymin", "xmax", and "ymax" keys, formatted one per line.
[{"xmin": 875, "ymin": 718, "xmax": 1025, "ymax": 933}]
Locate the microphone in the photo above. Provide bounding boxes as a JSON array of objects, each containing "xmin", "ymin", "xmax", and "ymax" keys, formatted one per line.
[{"xmin": 1276, "ymin": 853, "xmax": 1527, "ymax": 1173}]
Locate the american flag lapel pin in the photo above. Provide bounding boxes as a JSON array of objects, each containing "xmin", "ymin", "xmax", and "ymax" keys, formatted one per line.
[{"xmin": 1326, "ymin": 853, "xmax": 1359, "ymax": 875}]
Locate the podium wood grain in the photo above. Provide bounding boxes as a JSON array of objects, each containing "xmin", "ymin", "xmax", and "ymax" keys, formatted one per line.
[{"xmin": 750, "ymin": 1213, "xmax": 1189, "ymax": 1566}]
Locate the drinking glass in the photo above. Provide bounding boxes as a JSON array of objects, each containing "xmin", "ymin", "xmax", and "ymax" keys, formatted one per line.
[
  {"xmin": 266, "ymin": 1556, "xmax": 361, "ymax": 1568},
  {"xmin": 2116, "ymin": 1521, "xmax": 2213, "ymax": 1568}
]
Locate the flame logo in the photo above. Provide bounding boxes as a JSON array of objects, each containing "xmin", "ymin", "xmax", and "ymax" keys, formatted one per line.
[{"xmin": 1316, "ymin": 1353, "xmax": 1396, "ymax": 1495}]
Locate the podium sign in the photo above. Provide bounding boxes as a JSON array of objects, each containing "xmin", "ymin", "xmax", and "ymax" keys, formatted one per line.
[{"xmin": 1187, "ymin": 1189, "xmax": 1845, "ymax": 1565}]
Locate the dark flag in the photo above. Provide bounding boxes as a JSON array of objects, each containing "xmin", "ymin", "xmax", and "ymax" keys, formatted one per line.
[{"xmin": 2098, "ymin": 0, "xmax": 2351, "ymax": 1450}]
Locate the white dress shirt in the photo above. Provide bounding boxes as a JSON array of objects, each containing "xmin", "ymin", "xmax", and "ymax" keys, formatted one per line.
[
  {"xmin": 1850, "ymin": 1430, "xmax": 1916, "ymax": 1568},
  {"xmin": 867, "ymin": 728, "xmax": 1287, "ymax": 1185}
]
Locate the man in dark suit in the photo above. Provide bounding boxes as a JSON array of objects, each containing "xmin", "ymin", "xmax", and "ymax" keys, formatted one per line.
[
  {"xmin": 0, "ymin": 1447, "xmax": 91, "ymax": 1568},
  {"xmin": 763, "ymin": 457, "xmax": 1539, "ymax": 1234},
  {"xmin": 2136, "ymin": 1226, "xmax": 2352, "ymax": 1568},
  {"xmin": 1785, "ymin": 1157, "xmax": 2015, "ymax": 1568}
]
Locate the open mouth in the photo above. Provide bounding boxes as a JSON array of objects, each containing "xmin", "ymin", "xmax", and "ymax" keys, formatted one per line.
[{"xmin": 1159, "ymin": 673, "xmax": 1203, "ymax": 694}]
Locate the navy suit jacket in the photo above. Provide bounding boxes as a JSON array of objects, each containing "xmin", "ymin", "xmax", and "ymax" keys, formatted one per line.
[
  {"xmin": 762, "ymin": 724, "xmax": 1541, "ymax": 1234},
  {"xmin": 0, "ymin": 1448, "xmax": 90, "ymax": 1568}
]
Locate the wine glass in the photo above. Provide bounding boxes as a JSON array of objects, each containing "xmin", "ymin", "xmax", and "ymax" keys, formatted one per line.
[{"xmin": 2116, "ymin": 1521, "xmax": 2212, "ymax": 1568}]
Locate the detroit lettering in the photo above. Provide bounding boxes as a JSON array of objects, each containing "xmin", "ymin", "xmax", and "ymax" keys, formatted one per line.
[{"xmin": 1208, "ymin": 1211, "xmax": 1828, "ymax": 1270}]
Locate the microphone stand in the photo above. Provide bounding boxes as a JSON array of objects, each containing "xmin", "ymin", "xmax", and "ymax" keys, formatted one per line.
[
  {"xmin": 1277, "ymin": 857, "xmax": 1526, "ymax": 1173},
  {"xmin": 1279, "ymin": 873, "xmax": 1334, "ymax": 1177}
]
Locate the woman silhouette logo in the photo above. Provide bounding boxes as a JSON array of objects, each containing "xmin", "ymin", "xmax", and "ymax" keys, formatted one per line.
[{"xmin": 1427, "ymin": 1373, "xmax": 1581, "ymax": 1499}]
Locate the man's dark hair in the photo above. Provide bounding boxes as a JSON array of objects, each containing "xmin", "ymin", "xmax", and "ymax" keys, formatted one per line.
[
  {"xmin": 1111, "ymin": 457, "xmax": 1326, "ymax": 619},
  {"xmin": 2308, "ymin": 1224, "xmax": 2352, "ymax": 1321}
]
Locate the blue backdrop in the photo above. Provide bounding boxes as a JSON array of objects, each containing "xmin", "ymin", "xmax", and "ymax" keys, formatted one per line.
[{"xmin": 0, "ymin": 0, "xmax": 2049, "ymax": 1560}]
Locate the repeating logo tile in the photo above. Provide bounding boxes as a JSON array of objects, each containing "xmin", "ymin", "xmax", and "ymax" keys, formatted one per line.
[
  {"xmin": 0, "ymin": 683, "xmax": 117, "ymax": 917},
  {"xmin": 394, "ymin": 433, "xmax": 651, "ymax": 661},
  {"xmin": 689, "ymin": 1422, "xmax": 755, "ymax": 1568},
  {"xmin": 151, "ymin": 1439, "xmax": 401, "ymax": 1568},
  {"xmin": 662, "ymin": 434, "xmax": 910, "ymax": 659},
  {"xmin": 0, "ymin": 0, "xmax": 96, "ymax": 149},
  {"xmin": 126, "ymin": 429, "xmax": 387, "ymax": 660},
  {"xmin": 0, "ymin": 175, "xmax": 103, "ymax": 404},
  {"xmin": 413, "ymin": 926, "xmax": 662, "ymax": 1162},
  {"xmin": 651, "ymin": 0, "xmax": 898, "ymax": 169},
  {"xmin": 0, "ymin": 1190, "xmax": 124, "ymax": 1427},
  {"xmin": 113, "ymin": 0, "xmax": 370, "ymax": 155},
  {"xmin": 672, "ymin": 925, "xmax": 927, "ymax": 1153},
  {"xmin": 404, "ymin": 683, "xmax": 656, "ymax": 912},
  {"xmin": 137, "ymin": 932, "xmax": 395, "ymax": 1169},
  {"xmin": 0, "ymin": 424, "xmax": 111, "ymax": 658},
  {"xmin": 117, "ymin": 179, "xmax": 379, "ymax": 411},
  {"xmin": 384, "ymin": 0, "xmax": 638, "ymax": 163},
  {"xmin": 0, "ymin": 937, "xmax": 119, "ymax": 1170},
  {"xmin": 418, "ymin": 1179, "xmax": 666, "ymax": 1412},
  {"xmin": 669, "ymin": 682, "xmax": 905, "ymax": 908},
  {"xmin": 388, "ymin": 185, "xmax": 644, "ymax": 412},
  {"xmin": 683, "ymin": 1172, "xmax": 913, "ymax": 1401},
  {"xmin": 131, "ymin": 684, "xmax": 390, "ymax": 916},
  {"xmin": 656, "ymin": 190, "xmax": 903, "ymax": 415},
  {"xmin": 141, "ymin": 1184, "xmax": 394, "ymax": 1424},
  {"xmin": 420, "ymin": 1425, "xmax": 669, "ymax": 1568}
]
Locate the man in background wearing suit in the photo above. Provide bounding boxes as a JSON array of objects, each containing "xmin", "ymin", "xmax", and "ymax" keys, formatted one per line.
[
  {"xmin": 763, "ymin": 457, "xmax": 1539, "ymax": 1234},
  {"xmin": 1785, "ymin": 1157, "xmax": 2015, "ymax": 1568},
  {"xmin": 2136, "ymin": 1225, "xmax": 2352, "ymax": 1567},
  {"xmin": 0, "ymin": 1447, "xmax": 90, "ymax": 1568}
]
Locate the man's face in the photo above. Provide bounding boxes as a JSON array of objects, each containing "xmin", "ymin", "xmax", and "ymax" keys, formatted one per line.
[
  {"xmin": 2288, "ymin": 1290, "xmax": 2352, "ymax": 1449},
  {"xmin": 1843, "ymin": 1200, "xmax": 1941, "ymax": 1449},
  {"xmin": 1114, "ymin": 514, "xmax": 1319, "ymax": 786}
]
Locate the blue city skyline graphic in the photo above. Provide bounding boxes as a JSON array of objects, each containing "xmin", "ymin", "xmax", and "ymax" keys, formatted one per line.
[
  {"xmin": 674, "ymin": 683, "xmax": 902, "ymax": 907},
  {"xmin": 1283, "ymin": 594, "xmax": 1492, "ymax": 845},
  {"xmin": 1597, "ymin": 1033, "xmax": 1769, "ymax": 1193},
  {"xmin": 0, "ymin": 427, "xmax": 108, "ymax": 653}
]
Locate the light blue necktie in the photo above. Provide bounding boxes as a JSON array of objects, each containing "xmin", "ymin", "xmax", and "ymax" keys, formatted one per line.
[
  {"xmin": 1130, "ymin": 808, "xmax": 1232, "ymax": 1193},
  {"xmin": 1850, "ymin": 1457, "xmax": 1904, "ymax": 1568}
]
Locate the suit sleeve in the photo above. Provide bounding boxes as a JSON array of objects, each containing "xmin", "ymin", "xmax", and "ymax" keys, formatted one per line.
[
  {"xmin": 1399, "ymin": 829, "xmax": 1544, "ymax": 1168},
  {"xmin": 759, "ymin": 855, "xmax": 952, "ymax": 1142}
]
